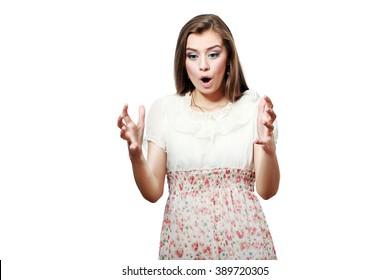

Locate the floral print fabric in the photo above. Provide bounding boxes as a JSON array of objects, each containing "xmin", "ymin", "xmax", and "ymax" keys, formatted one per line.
[{"xmin": 159, "ymin": 168, "xmax": 276, "ymax": 260}]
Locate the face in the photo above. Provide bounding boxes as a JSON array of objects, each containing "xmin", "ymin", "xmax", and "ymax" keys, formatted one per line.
[{"xmin": 185, "ymin": 30, "xmax": 228, "ymax": 96}]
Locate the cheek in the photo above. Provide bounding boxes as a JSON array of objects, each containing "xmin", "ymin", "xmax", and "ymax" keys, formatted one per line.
[
  {"xmin": 185, "ymin": 61, "xmax": 195, "ymax": 76},
  {"xmin": 215, "ymin": 61, "xmax": 227, "ymax": 77},
  {"xmin": 215, "ymin": 55, "xmax": 228, "ymax": 75}
]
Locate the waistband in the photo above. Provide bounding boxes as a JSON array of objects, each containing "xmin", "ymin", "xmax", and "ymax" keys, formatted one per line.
[{"xmin": 166, "ymin": 168, "xmax": 255, "ymax": 193}]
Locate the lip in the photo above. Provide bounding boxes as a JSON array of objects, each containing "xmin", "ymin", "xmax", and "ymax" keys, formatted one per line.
[{"xmin": 200, "ymin": 76, "xmax": 212, "ymax": 87}]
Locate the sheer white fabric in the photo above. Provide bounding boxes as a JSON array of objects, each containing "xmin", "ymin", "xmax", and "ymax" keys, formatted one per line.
[{"xmin": 144, "ymin": 90, "xmax": 278, "ymax": 172}]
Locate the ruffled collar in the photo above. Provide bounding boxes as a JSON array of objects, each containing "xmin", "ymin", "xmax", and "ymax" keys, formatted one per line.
[
  {"xmin": 172, "ymin": 90, "xmax": 259, "ymax": 139},
  {"xmin": 184, "ymin": 93, "xmax": 233, "ymax": 121}
]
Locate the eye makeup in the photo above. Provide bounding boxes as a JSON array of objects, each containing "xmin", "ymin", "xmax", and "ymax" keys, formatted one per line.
[{"xmin": 185, "ymin": 46, "xmax": 222, "ymax": 61}]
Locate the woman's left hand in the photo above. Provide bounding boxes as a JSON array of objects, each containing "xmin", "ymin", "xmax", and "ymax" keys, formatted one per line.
[{"xmin": 255, "ymin": 95, "xmax": 277, "ymax": 152}]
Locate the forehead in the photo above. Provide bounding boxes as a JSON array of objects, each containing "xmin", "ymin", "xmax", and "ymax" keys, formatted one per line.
[{"xmin": 186, "ymin": 30, "xmax": 223, "ymax": 50}]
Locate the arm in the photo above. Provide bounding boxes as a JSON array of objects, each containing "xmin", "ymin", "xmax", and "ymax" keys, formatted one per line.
[
  {"xmin": 254, "ymin": 139, "xmax": 280, "ymax": 200},
  {"xmin": 254, "ymin": 96, "xmax": 280, "ymax": 200},
  {"xmin": 118, "ymin": 104, "xmax": 167, "ymax": 203},
  {"xmin": 129, "ymin": 142, "xmax": 166, "ymax": 203}
]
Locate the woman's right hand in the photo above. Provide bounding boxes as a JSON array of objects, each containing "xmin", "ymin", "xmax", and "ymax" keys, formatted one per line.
[{"xmin": 117, "ymin": 104, "xmax": 145, "ymax": 160}]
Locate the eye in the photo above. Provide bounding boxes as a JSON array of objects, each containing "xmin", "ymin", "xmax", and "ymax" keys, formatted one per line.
[
  {"xmin": 208, "ymin": 52, "xmax": 220, "ymax": 59},
  {"xmin": 186, "ymin": 53, "xmax": 198, "ymax": 60}
]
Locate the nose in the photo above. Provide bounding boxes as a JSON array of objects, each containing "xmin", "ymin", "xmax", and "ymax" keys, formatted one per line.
[{"xmin": 199, "ymin": 56, "xmax": 210, "ymax": 71}]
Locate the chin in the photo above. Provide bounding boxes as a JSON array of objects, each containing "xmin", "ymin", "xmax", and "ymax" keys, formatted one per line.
[{"xmin": 196, "ymin": 87, "xmax": 220, "ymax": 96}]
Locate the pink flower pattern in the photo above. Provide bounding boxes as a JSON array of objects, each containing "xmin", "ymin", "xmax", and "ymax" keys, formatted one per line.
[{"xmin": 159, "ymin": 168, "xmax": 277, "ymax": 260}]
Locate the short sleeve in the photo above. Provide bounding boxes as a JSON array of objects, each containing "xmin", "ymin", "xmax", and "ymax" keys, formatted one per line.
[{"xmin": 143, "ymin": 98, "xmax": 167, "ymax": 152}]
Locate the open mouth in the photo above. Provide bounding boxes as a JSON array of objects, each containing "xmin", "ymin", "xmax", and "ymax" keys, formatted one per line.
[{"xmin": 201, "ymin": 77, "xmax": 211, "ymax": 83}]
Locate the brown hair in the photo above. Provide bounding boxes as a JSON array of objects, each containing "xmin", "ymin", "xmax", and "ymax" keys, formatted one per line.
[{"xmin": 174, "ymin": 14, "xmax": 249, "ymax": 102}]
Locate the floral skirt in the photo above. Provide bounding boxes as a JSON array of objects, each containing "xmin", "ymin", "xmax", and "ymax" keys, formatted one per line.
[{"xmin": 159, "ymin": 168, "xmax": 277, "ymax": 260}]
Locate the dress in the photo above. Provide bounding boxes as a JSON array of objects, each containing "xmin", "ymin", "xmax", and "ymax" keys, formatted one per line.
[{"xmin": 144, "ymin": 90, "xmax": 277, "ymax": 260}]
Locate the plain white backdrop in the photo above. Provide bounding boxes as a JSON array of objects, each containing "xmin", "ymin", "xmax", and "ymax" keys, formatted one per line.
[{"xmin": 1, "ymin": 0, "xmax": 389, "ymax": 279}]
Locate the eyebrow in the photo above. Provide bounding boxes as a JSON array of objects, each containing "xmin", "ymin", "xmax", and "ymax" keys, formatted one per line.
[{"xmin": 185, "ymin": 45, "xmax": 222, "ymax": 52}]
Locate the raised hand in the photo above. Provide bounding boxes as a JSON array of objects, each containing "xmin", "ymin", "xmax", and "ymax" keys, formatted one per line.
[
  {"xmin": 255, "ymin": 95, "xmax": 277, "ymax": 152},
  {"xmin": 117, "ymin": 104, "xmax": 145, "ymax": 159}
]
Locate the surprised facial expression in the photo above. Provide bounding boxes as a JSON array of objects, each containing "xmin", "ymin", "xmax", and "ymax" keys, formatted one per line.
[{"xmin": 185, "ymin": 30, "xmax": 228, "ymax": 96}]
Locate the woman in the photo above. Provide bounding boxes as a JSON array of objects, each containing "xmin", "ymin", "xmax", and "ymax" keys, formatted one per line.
[{"xmin": 118, "ymin": 14, "xmax": 280, "ymax": 260}]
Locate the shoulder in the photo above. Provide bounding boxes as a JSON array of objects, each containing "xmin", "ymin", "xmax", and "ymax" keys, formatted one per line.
[
  {"xmin": 239, "ymin": 90, "xmax": 261, "ymax": 103},
  {"xmin": 232, "ymin": 90, "xmax": 261, "ymax": 112},
  {"xmin": 148, "ymin": 93, "xmax": 187, "ymax": 119}
]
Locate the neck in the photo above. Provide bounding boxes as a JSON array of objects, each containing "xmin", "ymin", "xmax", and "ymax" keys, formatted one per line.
[{"xmin": 191, "ymin": 90, "xmax": 229, "ymax": 112}]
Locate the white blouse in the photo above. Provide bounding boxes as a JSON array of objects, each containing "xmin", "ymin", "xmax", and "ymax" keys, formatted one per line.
[{"xmin": 144, "ymin": 90, "xmax": 277, "ymax": 172}]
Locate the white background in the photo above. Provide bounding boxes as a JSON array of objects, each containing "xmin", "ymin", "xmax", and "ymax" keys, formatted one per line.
[{"xmin": 1, "ymin": 0, "xmax": 389, "ymax": 279}]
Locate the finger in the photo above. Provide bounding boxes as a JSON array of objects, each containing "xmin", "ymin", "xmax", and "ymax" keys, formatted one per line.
[
  {"xmin": 117, "ymin": 115, "xmax": 124, "ymax": 129},
  {"xmin": 138, "ymin": 105, "xmax": 145, "ymax": 126},
  {"xmin": 258, "ymin": 97, "xmax": 266, "ymax": 116},
  {"xmin": 263, "ymin": 120, "xmax": 274, "ymax": 133},
  {"xmin": 266, "ymin": 108, "xmax": 277, "ymax": 122},
  {"xmin": 118, "ymin": 103, "xmax": 135, "ymax": 128},
  {"xmin": 117, "ymin": 113, "xmax": 132, "ymax": 129},
  {"xmin": 120, "ymin": 125, "xmax": 136, "ymax": 144},
  {"xmin": 122, "ymin": 103, "xmax": 134, "ymax": 123},
  {"xmin": 117, "ymin": 104, "xmax": 128, "ymax": 128},
  {"xmin": 263, "ymin": 95, "xmax": 274, "ymax": 109},
  {"xmin": 120, "ymin": 126, "xmax": 129, "ymax": 141},
  {"xmin": 122, "ymin": 103, "xmax": 129, "ymax": 116}
]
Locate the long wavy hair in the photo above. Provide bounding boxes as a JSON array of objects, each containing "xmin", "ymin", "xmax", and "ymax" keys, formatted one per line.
[{"xmin": 174, "ymin": 14, "xmax": 249, "ymax": 102}]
